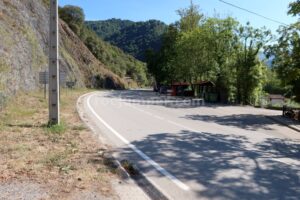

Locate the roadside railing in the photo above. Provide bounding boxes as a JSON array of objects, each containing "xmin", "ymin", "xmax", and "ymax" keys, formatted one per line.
[{"xmin": 283, "ymin": 106, "xmax": 300, "ymax": 122}]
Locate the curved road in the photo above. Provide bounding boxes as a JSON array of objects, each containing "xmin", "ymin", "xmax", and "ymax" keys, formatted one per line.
[{"xmin": 80, "ymin": 90, "xmax": 300, "ymax": 200}]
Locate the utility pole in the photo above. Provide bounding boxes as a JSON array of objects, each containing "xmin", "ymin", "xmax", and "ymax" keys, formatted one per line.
[{"xmin": 49, "ymin": 0, "xmax": 60, "ymax": 124}]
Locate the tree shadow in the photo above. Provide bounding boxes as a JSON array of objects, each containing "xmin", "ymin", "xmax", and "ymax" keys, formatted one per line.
[
  {"xmin": 183, "ymin": 114, "xmax": 280, "ymax": 131},
  {"xmin": 255, "ymin": 138, "xmax": 300, "ymax": 159},
  {"xmin": 118, "ymin": 130, "xmax": 300, "ymax": 200}
]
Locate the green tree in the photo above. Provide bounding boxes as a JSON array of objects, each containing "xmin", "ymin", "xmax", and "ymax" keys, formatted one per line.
[
  {"xmin": 59, "ymin": 5, "xmax": 85, "ymax": 35},
  {"xmin": 147, "ymin": 3, "xmax": 271, "ymax": 104},
  {"xmin": 203, "ymin": 17, "xmax": 239, "ymax": 102},
  {"xmin": 288, "ymin": 0, "xmax": 300, "ymax": 17},
  {"xmin": 177, "ymin": 1, "xmax": 203, "ymax": 32},
  {"xmin": 235, "ymin": 23, "xmax": 271, "ymax": 104},
  {"xmin": 267, "ymin": 24, "xmax": 300, "ymax": 101},
  {"xmin": 267, "ymin": 0, "xmax": 300, "ymax": 101},
  {"xmin": 146, "ymin": 25, "xmax": 179, "ymax": 85}
]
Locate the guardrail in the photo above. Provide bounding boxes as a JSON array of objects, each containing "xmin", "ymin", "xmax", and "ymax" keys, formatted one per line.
[{"xmin": 283, "ymin": 106, "xmax": 300, "ymax": 122}]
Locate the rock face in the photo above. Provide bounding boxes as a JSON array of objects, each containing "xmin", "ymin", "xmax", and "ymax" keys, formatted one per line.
[{"xmin": 0, "ymin": 0, "xmax": 126, "ymax": 98}]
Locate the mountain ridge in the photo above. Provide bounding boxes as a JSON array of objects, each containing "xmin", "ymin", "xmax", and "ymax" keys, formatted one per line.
[{"xmin": 85, "ymin": 18, "xmax": 168, "ymax": 61}]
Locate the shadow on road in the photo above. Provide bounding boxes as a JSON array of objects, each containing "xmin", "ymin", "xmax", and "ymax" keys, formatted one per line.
[
  {"xmin": 183, "ymin": 114, "xmax": 278, "ymax": 131},
  {"xmin": 119, "ymin": 130, "xmax": 300, "ymax": 200}
]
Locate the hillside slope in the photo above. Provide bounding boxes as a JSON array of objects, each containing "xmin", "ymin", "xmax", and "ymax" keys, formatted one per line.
[
  {"xmin": 86, "ymin": 19, "xmax": 167, "ymax": 61},
  {"xmin": 59, "ymin": 6, "xmax": 149, "ymax": 85},
  {"xmin": 0, "ymin": 0, "xmax": 126, "ymax": 99}
]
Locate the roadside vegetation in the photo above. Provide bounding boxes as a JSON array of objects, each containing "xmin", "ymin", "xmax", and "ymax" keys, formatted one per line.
[
  {"xmin": 146, "ymin": 1, "xmax": 300, "ymax": 105},
  {"xmin": 59, "ymin": 5, "xmax": 149, "ymax": 86},
  {"xmin": 0, "ymin": 89, "xmax": 119, "ymax": 199}
]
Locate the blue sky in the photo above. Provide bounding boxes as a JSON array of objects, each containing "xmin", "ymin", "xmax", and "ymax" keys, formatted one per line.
[{"xmin": 59, "ymin": 0, "xmax": 297, "ymax": 34}]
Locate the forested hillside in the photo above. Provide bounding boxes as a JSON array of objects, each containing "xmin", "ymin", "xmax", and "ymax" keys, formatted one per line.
[
  {"xmin": 85, "ymin": 19, "xmax": 168, "ymax": 61},
  {"xmin": 60, "ymin": 6, "xmax": 149, "ymax": 85}
]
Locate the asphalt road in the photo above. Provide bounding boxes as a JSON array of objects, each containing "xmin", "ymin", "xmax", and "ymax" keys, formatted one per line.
[{"xmin": 81, "ymin": 90, "xmax": 300, "ymax": 200}]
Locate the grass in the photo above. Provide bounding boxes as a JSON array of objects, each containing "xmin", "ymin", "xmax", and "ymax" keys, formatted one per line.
[
  {"xmin": 0, "ymin": 88, "xmax": 118, "ymax": 198},
  {"xmin": 46, "ymin": 122, "xmax": 67, "ymax": 135}
]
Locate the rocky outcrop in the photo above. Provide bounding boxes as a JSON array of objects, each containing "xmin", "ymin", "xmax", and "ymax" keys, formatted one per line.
[{"xmin": 0, "ymin": 0, "xmax": 126, "ymax": 98}]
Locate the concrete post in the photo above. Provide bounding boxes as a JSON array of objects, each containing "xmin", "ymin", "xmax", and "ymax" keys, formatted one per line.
[{"xmin": 49, "ymin": 0, "xmax": 60, "ymax": 124}]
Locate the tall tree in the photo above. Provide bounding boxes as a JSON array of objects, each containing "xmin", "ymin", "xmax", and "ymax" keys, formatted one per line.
[
  {"xmin": 177, "ymin": 1, "xmax": 203, "ymax": 32},
  {"xmin": 146, "ymin": 25, "xmax": 179, "ymax": 85},
  {"xmin": 236, "ymin": 23, "xmax": 271, "ymax": 104},
  {"xmin": 267, "ymin": 0, "xmax": 300, "ymax": 101}
]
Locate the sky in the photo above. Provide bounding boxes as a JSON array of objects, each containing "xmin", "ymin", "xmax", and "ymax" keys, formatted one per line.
[{"xmin": 58, "ymin": 0, "xmax": 298, "ymax": 34}]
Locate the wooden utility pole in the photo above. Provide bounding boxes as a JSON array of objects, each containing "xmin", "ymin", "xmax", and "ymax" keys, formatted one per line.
[{"xmin": 49, "ymin": 0, "xmax": 60, "ymax": 124}]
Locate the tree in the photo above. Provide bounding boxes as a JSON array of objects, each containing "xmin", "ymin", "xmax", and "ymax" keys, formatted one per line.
[
  {"xmin": 267, "ymin": 24, "xmax": 300, "ymax": 101},
  {"xmin": 235, "ymin": 23, "xmax": 271, "ymax": 104},
  {"xmin": 266, "ymin": 0, "xmax": 300, "ymax": 101},
  {"xmin": 203, "ymin": 17, "xmax": 239, "ymax": 102},
  {"xmin": 59, "ymin": 5, "xmax": 85, "ymax": 35},
  {"xmin": 177, "ymin": 1, "xmax": 203, "ymax": 32},
  {"xmin": 147, "ymin": 2, "xmax": 271, "ymax": 104},
  {"xmin": 146, "ymin": 25, "xmax": 179, "ymax": 85},
  {"xmin": 288, "ymin": 0, "xmax": 300, "ymax": 17}
]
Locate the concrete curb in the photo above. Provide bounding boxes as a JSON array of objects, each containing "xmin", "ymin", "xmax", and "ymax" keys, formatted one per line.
[
  {"xmin": 76, "ymin": 92, "xmax": 169, "ymax": 200},
  {"xmin": 265, "ymin": 116, "xmax": 300, "ymax": 133}
]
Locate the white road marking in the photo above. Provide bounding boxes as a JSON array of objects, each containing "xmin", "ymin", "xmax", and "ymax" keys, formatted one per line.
[
  {"xmin": 125, "ymin": 103, "xmax": 165, "ymax": 120},
  {"xmin": 122, "ymin": 98, "xmax": 300, "ymax": 168},
  {"xmin": 125, "ymin": 100, "xmax": 202, "ymax": 134},
  {"xmin": 87, "ymin": 94, "xmax": 190, "ymax": 191}
]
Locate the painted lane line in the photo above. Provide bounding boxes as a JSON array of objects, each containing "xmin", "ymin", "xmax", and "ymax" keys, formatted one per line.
[
  {"xmin": 125, "ymin": 103, "xmax": 165, "ymax": 120},
  {"xmin": 126, "ymin": 100, "xmax": 202, "ymax": 134},
  {"xmin": 87, "ymin": 94, "xmax": 190, "ymax": 191},
  {"xmin": 120, "ymin": 96, "xmax": 300, "ymax": 169}
]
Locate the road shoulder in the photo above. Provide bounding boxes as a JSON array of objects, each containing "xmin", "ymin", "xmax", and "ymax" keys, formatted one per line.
[{"xmin": 77, "ymin": 92, "xmax": 151, "ymax": 200}]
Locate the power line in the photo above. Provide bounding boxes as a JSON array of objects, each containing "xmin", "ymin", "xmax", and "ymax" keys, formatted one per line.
[{"xmin": 218, "ymin": 0, "xmax": 288, "ymax": 26}]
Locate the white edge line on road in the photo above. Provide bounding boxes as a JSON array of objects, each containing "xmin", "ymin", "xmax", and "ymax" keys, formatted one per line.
[
  {"xmin": 125, "ymin": 99, "xmax": 300, "ymax": 168},
  {"xmin": 87, "ymin": 94, "xmax": 190, "ymax": 191}
]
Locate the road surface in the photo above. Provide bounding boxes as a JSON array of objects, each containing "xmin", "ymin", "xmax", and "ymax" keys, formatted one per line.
[{"xmin": 80, "ymin": 90, "xmax": 300, "ymax": 200}]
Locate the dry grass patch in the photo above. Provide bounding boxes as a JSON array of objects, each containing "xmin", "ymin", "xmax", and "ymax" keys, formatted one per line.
[{"xmin": 0, "ymin": 89, "xmax": 119, "ymax": 199}]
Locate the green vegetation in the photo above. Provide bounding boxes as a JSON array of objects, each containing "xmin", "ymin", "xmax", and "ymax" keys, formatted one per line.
[
  {"xmin": 146, "ymin": 2, "xmax": 272, "ymax": 104},
  {"xmin": 266, "ymin": 0, "xmax": 300, "ymax": 102},
  {"xmin": 85, "ymin": 19, "xmax": 168, "ymax": 61},
  {"xmin": 46, "ymin": 122, "xmax": 67, "ymax": 135},
  {"xmin": 59, "ymin": 5, "xmax": 149, "ymax": 85},
  {"xmin": 146, "ymin": 2, "xmax": 300, "ymax": 104}
]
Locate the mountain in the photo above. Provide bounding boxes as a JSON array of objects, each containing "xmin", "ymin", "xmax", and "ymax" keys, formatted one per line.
[{"xmin": 85, "ymin": 19, "xmax": 168, "ymax": 61}]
